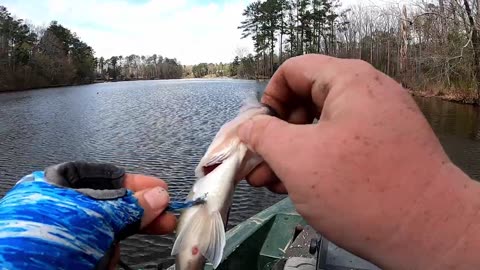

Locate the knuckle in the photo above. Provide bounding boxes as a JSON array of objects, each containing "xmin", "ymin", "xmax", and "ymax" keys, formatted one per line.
[
  {"xmin": 339, "ymin": 59, "xmax": 381, "ymax": 85},
  {"xmin": 349, "ymin": 59, "xmax": 375, "ymax": 73},
  {"xmin": 281, "ymin": 56, "xmax": 298, "ymax": 70}
]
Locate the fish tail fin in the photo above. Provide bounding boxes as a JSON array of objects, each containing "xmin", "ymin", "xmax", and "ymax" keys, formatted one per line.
[{"xmin": 172, "ymin": 205, "xmax": 226, "ymax": 269}]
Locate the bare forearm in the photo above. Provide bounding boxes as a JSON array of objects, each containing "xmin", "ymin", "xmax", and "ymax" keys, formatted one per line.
[
  {"xmin": 397, "ymin": 164, "xmax": 480, "ymax": 270},
  {"xmin": 431, "ymin": 166, "xmax": 480, "ymax": 270}
]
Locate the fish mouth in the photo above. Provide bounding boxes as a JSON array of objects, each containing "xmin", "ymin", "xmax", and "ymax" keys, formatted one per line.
[
  {"xmin": 203, "ymin": 163, "xmax": 221, "ymax": 175},
  {"xmin": 262, "ymin": 103, "xmax": 278, "ymax": 117}
]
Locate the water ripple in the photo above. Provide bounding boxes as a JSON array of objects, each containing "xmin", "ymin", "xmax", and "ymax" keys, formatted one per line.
[{"xmin": 0, "ymin": 79, "xmax": 285, "ymax": 268}]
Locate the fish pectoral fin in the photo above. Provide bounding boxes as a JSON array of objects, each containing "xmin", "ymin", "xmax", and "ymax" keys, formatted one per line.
[{"xmin": 171, "ymin": 206, "xmax": 226, "ymax": 269}]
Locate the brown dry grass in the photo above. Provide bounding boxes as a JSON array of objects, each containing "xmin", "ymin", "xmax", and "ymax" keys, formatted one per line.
[{"xmin": 409, "ymin": 87, "xmax": 478, "ymax": 105}]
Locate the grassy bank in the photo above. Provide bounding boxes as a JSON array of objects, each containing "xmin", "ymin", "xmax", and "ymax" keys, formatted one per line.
[{"xmin": 409, "ymin": 89, "xmax": 479, "ymax": 105}]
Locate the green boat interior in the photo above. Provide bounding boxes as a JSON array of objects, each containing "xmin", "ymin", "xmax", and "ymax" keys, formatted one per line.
[{"xmin": 167, "ymin": 198, "xmax": 381, "ymax": 270}]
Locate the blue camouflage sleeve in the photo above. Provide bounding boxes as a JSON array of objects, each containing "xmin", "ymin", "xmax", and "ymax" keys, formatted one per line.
[{"xmin": 0, "ymin": 171, "xmax": 144, "ymax": 269}]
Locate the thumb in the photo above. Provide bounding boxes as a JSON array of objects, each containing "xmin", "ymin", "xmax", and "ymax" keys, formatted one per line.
[
  {"xmin": 238, "ymin": 115, "xmax": 305, "ymax": 163},
  {"xmin": 134, "ymin": 187, "xmax": 170, "ymax": 228}
]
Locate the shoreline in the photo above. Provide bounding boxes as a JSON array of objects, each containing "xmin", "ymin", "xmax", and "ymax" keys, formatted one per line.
[
  {"xmin": 409, "ymin": 89, "xmax": 478, "ymax": 105},
  {"xmin": 0, "ymin": 77, "xmax": 262, "ymax": 93},
  {"xmin": 5, "ymin": 80, "xmax": 477, "ymax": 107},
  {"xmin": 0, "ymin": 81, "xmax": 99, "ymax": 93}
]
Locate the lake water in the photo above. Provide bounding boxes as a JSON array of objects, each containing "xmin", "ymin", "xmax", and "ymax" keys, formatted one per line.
[{"xmin": 0, "ymin": 80, "xmax": 479, "ymax": 268}]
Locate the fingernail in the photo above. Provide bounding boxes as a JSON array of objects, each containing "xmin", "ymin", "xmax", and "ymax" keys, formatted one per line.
[
  {"xmin": 144, "ymin": 187, "xmax": 169, "ymax": 210},
  {"xmin": 238, "ymin": 120, "xmax": 253, "ymax": 142}
]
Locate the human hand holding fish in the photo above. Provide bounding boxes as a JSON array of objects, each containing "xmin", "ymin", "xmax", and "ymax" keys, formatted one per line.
[
  {"xmin": 172, "ymin": 54, "xmax": 480, "ymax": 270},
  {"xmin": 235, "ymin": 54, "xmax": 480, "ymax": 270}
]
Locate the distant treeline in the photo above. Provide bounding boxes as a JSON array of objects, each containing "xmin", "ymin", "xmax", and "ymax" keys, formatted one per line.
[
  {"xmin": 0, "ymin": 6, "xmax": 183, "ymax": 91},
  {"xmin": 187, "ymin": 63, "xmax": 230, "ymax": 78},
  {"xmin": 236, "ymin": 0, "xmax": 345, "ymax": 79},
  {"xmin": 235, "ymin": 0, "xmax": 480, "ymax": 101},
  {"xmin": 186, "ymin": 59, "xmax": 257, "ymax": 79},
  {"xmin": 97, "ymin": 54, "xmax": 183, "ymax": 81},
  {"xmin": 0, "ymin": 6, "xmax": 96, "ymax": 91},
  {"xmin": 7, "ymin": 0, "xmax": 480, "ymax": 99}
]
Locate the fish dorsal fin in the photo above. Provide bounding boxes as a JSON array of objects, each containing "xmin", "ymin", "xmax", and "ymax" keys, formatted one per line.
[
  {"xmin": 171, "ymin": 206, "xmax": 226, "ymax": 269},
  {"xmin": 203, "ymin": 139, "xmax": 236, "ymax": 167},
  {"xmin": 195, "ymin": 138, "xmax": 239, "ymax": 178},
  {"xmin": 195, "ymin": 98, "xmax": 265, "ymax": 178}
]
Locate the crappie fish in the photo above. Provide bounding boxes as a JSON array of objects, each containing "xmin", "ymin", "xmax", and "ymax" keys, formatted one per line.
[{"xmin": 171, "ymin": 98, "xmax": 274, "ymax": 270}]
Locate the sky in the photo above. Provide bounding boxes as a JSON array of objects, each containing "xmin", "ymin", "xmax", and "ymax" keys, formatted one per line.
[{"xmin": 2, "ymin": 0, "xmax": 401, "ymax": 65}]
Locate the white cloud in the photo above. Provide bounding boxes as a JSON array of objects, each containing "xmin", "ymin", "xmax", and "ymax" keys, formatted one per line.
[{"xmin": 3, "ymin": 0, "xmax": 255, "ymax": 65}]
